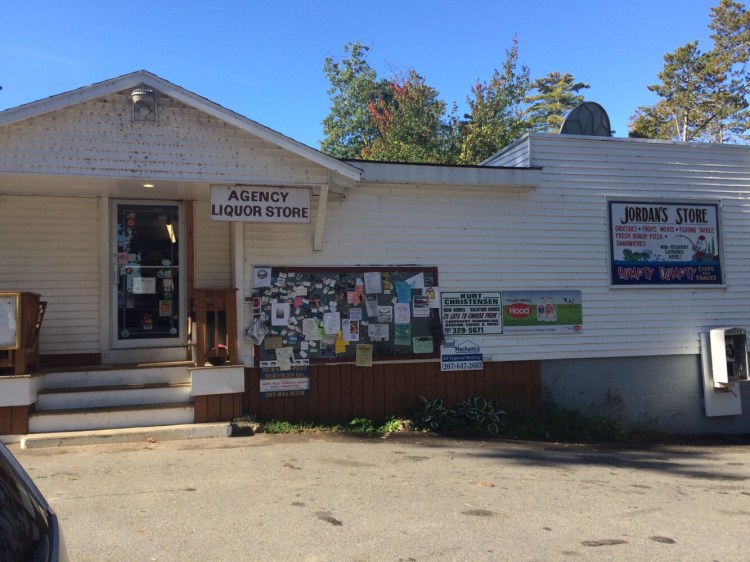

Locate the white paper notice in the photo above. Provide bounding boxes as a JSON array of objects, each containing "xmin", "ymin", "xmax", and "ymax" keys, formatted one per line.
[
  {"xmin": 365, "ymin": 295, "xmax": 379, "ymax": 317},
  {"xmin": 413, "ymin": 295, "xmax": 430, "ymax": 318},
  {"xmin": 377, "ymin": 306, "xmax": 393, "ymax": 323},
  {"xmin": 424, "ymin": 287, "xmax": 440, "ymax": 308},
  {"xmin": 405, "ymin": 272, "xmax": 425, "ymax": 289},
  {"xmin": 368, "ymin": 323, "xmax": 389, "ymax": 341},
  {"xmin": 302, "ymin": 318, "xmax": 321, "ymax": 340},
  {"xmin": 132, "ymin": 277, "xmax": 156, "ymax": 294},
  {"xmin": 323, "ymin": 312, "xmax": 341, "ymax": 335},
  {"xmin": 342, "ymin": 319, "xmax": 360, "ymax": 342},
  {"xmin": 394, "ymin": 303, "xmax": 411, "ymax": 324},
  {"xmin": 253, "ymin": 267, "xmax": 272, "ymax": 288},
  {"xmin": 276, "ymin": 347, "xmax": 293, "ymax": 370},
  {"xmin": 271, "ymin": 302, "xmax": 290, "ymax": 326},
  {"xmin": 364, "ymin": 271, "xmax": 383, "ymax": 294}
]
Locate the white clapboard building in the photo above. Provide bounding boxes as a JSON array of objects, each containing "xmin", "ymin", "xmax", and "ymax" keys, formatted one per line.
[{"xmin": 1, "ymin": 70, "xmax": 749, "ymax": 439}]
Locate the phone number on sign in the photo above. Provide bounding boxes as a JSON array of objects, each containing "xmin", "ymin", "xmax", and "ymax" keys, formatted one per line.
[
  {"xmin": 443, "ymin": 326, "xmax": 488, "ymax": 335},
  {"xmin": 440, "ymin": 361, "xmax": 484, "ymax": 372},
  {"xmin": 261, "ymin": 390, "xmax": 307, "ymax": 398}
]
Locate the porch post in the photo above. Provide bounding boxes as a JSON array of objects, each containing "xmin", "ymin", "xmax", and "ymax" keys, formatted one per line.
[
  {"xmin": 98, "ymin": 196, "xmax": 110, "ymax": 363},
  {"xmin": 231, "ymin": 222, "xmax": 250, "ymax": 365},
  {"xmin": 313, "ymin": 184, "xmax": 329, "ymax": 252}
]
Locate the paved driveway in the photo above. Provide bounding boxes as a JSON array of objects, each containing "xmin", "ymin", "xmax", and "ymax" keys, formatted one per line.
[{"xmin": 9, "ymin": 433, "xmax": 750, "ymax": 561}]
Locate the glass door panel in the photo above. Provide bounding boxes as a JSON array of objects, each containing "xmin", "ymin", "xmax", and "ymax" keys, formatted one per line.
[{"xmin": 115, "ymin": 203, "xmax": 181, "ymax": 344}]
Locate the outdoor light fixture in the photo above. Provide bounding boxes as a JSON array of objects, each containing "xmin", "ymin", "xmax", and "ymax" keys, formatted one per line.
[
  {"xmin": 131, "ymin": 86, "xmax": 156, "ymax": 123},
  {"xmin": 166, "ymin": 219, "xmax": 176, "ymax": 244},
  {"xmin": 142, "ymin": 183, "xmax": 155, "ymax": 189}
]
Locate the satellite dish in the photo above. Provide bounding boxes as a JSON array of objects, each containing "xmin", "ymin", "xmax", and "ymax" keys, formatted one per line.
[{"xmin": 560, "ymin": 101, "xmax": 612, "ymax": 137}]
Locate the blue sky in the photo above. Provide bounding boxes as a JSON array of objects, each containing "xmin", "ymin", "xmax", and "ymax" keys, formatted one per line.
[{"xmin": 2, "ymin": 1, "xmax": 720, "ymax": 149}]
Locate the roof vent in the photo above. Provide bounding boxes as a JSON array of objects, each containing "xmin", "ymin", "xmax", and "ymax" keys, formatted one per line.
[{"xmin": 131, "ymin": 86, "xmax": 156, "ymax": 123}]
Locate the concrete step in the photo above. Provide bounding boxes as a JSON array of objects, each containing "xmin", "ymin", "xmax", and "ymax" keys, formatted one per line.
[
  {"xmin": 35, "ymin": 382, "xmax": 193, "ymax": 411},
  {"xmin": 20, "ymin": 422, "xmax": 232, "ymax": 448},
  {"xmin": 29, "ymin": 403, "xmax": 195, "ymax": 434},
  {"xmin": 42, "ymin": 364, "xmax": 192, "ymax": 389}
]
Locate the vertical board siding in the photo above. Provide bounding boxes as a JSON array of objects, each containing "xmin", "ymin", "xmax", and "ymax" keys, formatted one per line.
[
  {"xmin": 193, "ymin": 393, "xmax": 242, "ymax": 423},
  {"xmin": 0, "ymin": 195, "xmax": 99, "ymax": 354},
  {"xmin": 244, "ymin": 135, "xmax": 750, "ymax": 362},
  {"xmin": 0, "ymin": 405, "xmax": 31, "ymax": 435},
  {"xmin": 193, "ymin": 201, "xmax": 231, "ymax": 288},
  {"xmin": 243, "ymin": 361, "xmax": 540, "ymax": 423}
]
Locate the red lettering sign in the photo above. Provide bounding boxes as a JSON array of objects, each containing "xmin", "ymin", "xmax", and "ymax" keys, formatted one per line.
[{"xmin": 507, "ymin": 304, "xmax": 531, "ymax": 318}]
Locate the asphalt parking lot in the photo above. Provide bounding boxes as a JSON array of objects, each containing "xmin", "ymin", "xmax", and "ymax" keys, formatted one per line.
[{"xmin": 9, "ymin": 433, "xmax": 750, "ymax": 561}]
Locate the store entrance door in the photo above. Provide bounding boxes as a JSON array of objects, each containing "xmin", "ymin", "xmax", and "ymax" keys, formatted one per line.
[{"xmin": 112, "ymin": 201, "xmax": 185, "ymax": 349}]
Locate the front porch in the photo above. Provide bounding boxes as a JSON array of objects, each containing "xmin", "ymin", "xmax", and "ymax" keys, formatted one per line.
[
  {"xmin": 0, "ymin": 289, "xmax": 245, "ymax": 439},
  {"xmin": 0, "ymin": 361, "xmax": 245, "ymax": 439}
]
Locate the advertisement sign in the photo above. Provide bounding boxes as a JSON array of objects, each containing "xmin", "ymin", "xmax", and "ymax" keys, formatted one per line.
[
  {"xmin": 441, "ymin": 292, "xmax": 502, "ymax": 335},
  {"xmin": 211, "ymin": 185, "xmax": 311, "ymax": 223},
  {"xmin": 440, "ymin": 339, "xmax": 484, "ymax": 372},
  {"xmin": 502, "ymin": 290, "xmax": 583, "ymax": 335},
  {"xmin": 259, "ymin": 360, "xmax": 310, "ymax": 398},
  {"xmin": 0, "ymin": 294, "xmax": 18, "ymax": 349},
  {"xmin": 609, "ymin": 200, "xmax": 723, "ymax": 285}
]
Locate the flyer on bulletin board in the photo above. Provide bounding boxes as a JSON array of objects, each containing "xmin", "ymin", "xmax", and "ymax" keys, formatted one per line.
[{"xmin": 356, "ymin": 344, "xmax": 373, "ymax": 367}]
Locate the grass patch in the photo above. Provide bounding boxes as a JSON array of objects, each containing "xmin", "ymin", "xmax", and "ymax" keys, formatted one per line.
[
  {"xmin": 499, "ymin": 402, "xmax": 626, "ymax": 443},
  {"xmin": 262, "ymin": 420, "xmax": 340, "ymax": 434},
  {"xmin": 256, "ymin": 400, "xmax": 655, "ymax": 444},
  {"xmin": 260, "ymin": 417, "xmax": 405, "ymax": 435}
]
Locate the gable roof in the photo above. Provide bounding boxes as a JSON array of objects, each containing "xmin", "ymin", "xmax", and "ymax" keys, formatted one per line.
[{"xmin": 0, "ymin": 70, "xmax": 362, "ymax": 185}]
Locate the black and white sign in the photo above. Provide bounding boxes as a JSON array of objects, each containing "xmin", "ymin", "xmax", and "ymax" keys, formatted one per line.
[
  {"xmin": 441, "ymin": 292, "xmax": 502, "ymax": 335},
  {"xmin": 211, "ymin": 185, "xmax": 311, "ymax": 223}
]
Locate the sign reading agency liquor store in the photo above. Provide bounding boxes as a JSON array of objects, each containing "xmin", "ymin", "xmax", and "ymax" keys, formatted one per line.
[
  {"xmin": 441, "ymin": 292, "xmax": 502, "ymax": 335},
  {"xmin": 211, "ymin": 185, "xmax": 311, "ymax": 223}
]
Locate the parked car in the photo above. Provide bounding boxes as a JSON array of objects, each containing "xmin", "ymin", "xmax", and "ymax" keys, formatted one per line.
[{"xmin": 0, "ymin": 441, "xmax": 68, "ymax": 561}]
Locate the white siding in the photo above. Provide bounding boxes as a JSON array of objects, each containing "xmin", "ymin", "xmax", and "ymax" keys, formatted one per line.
[
  {"xmin": 244, "ymin": 135, "xmax": 750, "ymax": 362},
  {"xmin": 484, "ymin": 135, "xmax": 532, "ymax": 167},
  {"xmin": 0, "ymin": 90, "xmax": 330, "ymax": 186},
  {"xmin": 194, "ymin": 201, "xmax": 231, "ymax": 288},
  {"xmin": 0, "ymin": 195, "xmax": 100, "ymax": 354}
]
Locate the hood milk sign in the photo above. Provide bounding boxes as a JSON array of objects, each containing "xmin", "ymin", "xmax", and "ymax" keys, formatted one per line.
[{"xmin": 211, "ymin": 185, "xmax": 311, "ymax": 223}]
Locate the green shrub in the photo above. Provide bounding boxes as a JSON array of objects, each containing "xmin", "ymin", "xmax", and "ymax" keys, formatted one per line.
[
  {"xmin": 412, "ymin": 395, "xmax": 508, "ymax": 436},
  {"xmin": 455, "ymin": 396, "xmax": 508, "ymax": 435},
  {"xmin": 412, "ymin": 396, "xmax": 454, "ymax": 432},
  {"xmin": 348, "ymin": 417, "xmax": 376, "ymax": 433},
  {"xmin": 377, "ymin": 416, "xmax": 404, "ymax": 433}
]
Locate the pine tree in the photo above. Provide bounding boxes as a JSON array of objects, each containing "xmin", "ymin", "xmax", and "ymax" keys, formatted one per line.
[
  {"xmin": 629, "ymin": 0, "xmax": 750, "ymax": 142},
  {"xmin": 523, "ymin": 72, "xmax": 589, "ymax": 133}
]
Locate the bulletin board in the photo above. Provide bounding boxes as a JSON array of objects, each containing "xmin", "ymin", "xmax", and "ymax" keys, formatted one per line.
[{"xmin": 253, "ymin": 266, "xmax": 441, "ymax": 363}]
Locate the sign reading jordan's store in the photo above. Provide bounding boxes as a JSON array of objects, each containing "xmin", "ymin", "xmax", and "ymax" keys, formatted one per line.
[
  {"xmin": 609, "ymin": 200, "xmax": 723, "ymax": 286},
  {"xmin": 210, "ymin": 185, "xmax": 311, "ymax": 223}
]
